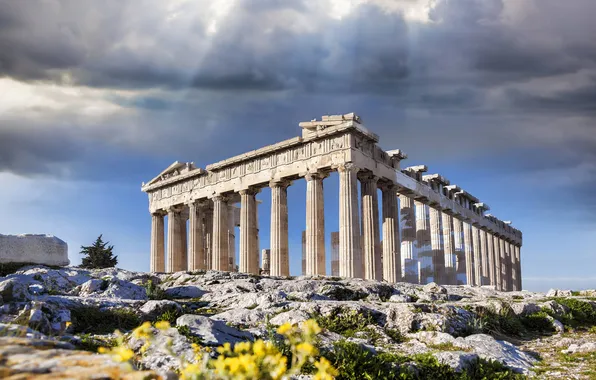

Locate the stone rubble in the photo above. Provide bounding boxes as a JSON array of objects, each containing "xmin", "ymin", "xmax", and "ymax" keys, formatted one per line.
[{"xmin": 0, "ymin": 264, "xmax": 594, "ymax": 378}]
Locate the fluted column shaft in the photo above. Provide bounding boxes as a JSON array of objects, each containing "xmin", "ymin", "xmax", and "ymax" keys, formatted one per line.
[
  {"xmin": 493, "ymin": 234, "xmax": 502, "ymax": 290},
  {"xmin": 441, "ymin": 213, "xmax": 457, "ymax": 285},
  {"xmin": 471, "ymin": 225, "xmax": 482, "ymax": 286},
  {"xmin": 499, "ymin": 237, "xmax": 507, "ymax": 290},
  {"xmin": 480, "ymin": 229, "xmax": 489, "ymax": 285},
  {"xmin": 429, "ymin": 207, "xmax": 445, "ymax": 284},
  {"xmin": 270, "ymin": 180, "xmax": 290, "ymax": 276},
  {"xmin": 212, "ymin": 195, "xmax": 230, "ymax": 271},
  {"xmin": 239, "ymin": 189, "xmax": 259, "ymax": 274},
  {"xmin": 228, "ymin": 205, "xmax": 236, "ymax": 271},
  {"xmin": 509, "ymin": 241, "xmax": 517, "ymax": 291},
  {"xmin": 305, "ymin": 172, "xmax": 326, "ymax": 276},
  {"xmin": 486, "ymin": 233, "xmax": 496, "ymax": 287},
  {"xmin": 399, "ymin": 195, "xmax": 417, "ymax": 283},
  {"xmin": 453, "ymin": 217, "xmax": 466, "ymax": 285},
  {"xmin": 360, "ymin": 173, "xmax": 381, "ymax": 281},
  {"xmin": 515, "ymin": 245, "xmax": 522, "ymax": 290},
  {"xmin": 150, "ymin": 211, "xmax": 165, "ymax": 272},
  {"xmin": 415, "ymin": 201, "xmax": 432, "ymax": 284},
  {"xmin": 381, "ymin": 183, "xmax": 400, "ymax": 283},
  {"xmin": 338, "ymin": 164, "xmax": 361, "ymax": 278},
  {"xmin": 204, "ymin": 207, "xmax": 213, "ymax": 270},
  {"xmin": 167, "ymin": 207, "xmax": 187, "ymax": 272},
  {"xmin": 188, "ymin": 202, "xmax": 205, "ymax": 271},
  {"xmin": 463, "ymin": 221, "xmax": 475, "ymax": 285}
]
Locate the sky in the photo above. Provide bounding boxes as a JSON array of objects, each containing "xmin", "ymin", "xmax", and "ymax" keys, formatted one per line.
[{"xmin": 1, "ymin": 0, "xmax": 595, "ymax": 292}]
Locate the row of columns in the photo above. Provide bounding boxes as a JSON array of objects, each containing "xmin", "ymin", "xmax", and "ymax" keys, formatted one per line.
[{"xmin": 149, "ymin": 164, "xmax": 521, "ymax": 291}]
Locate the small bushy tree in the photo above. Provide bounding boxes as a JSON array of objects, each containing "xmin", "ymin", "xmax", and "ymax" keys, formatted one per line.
[{"xmin": 80, "ymin": 235, "xmax": 118, "ymax": 269}]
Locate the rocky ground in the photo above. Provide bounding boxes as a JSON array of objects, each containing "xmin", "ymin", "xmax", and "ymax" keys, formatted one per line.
[{"xmin": 0, "ymin": 264, "xmax": 594, "ymax": 379}]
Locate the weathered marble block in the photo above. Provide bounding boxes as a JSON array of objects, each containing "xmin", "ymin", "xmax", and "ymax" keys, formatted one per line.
[{"xmin": 0, "ymin": 234, "xmax": 69, "ymax": 266}]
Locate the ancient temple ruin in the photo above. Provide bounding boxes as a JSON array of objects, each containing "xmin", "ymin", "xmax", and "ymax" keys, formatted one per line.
[{"xmin": 141, "ymin": 113, "xmax": 522, "ymax": 291}]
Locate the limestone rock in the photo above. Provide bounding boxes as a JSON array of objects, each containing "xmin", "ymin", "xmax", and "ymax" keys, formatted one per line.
[
  {"xmin": 164, "ymin": 285, "xmax": 204, "ymax": 299},
  {"xmin": 269, "ymin": 310, "xmax": 311, "ymax": 326},
  {"xmin": 140, "ymin": 300, "xmax": 182, "ymax": 320},
  {"xmin": 128, "ymin": 326, "xmax": 195, "ymax": 376},
  {"xmin": 0, "ymin": 234, "xmax": 69, "ymax": 266},
  {"xmin": 562, "ymin": 342, "xmax": 596, "ymax": 354},
  {"xmin": 176, "ymin": 314, "xmax": 253, "ymax": 346},
  {"xmin": 0, "ymin": 276, "xmax": 32, "ymax": 302},
  {"xmin": 433, "ymin": 351, "xmax": 479, "ymax": 372},
  {"xmin": 102, "ymin": 279, "xmax": 147, "ymax": 300},
  {"xmin": 459, "ymin": 334, "xmax": 537, "ymax": 374}
]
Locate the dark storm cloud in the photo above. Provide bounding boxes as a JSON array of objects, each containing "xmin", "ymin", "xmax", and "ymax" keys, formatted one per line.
[{"xmin": 1, "ymin": 0, "xmax": 596, "ymax": 192}]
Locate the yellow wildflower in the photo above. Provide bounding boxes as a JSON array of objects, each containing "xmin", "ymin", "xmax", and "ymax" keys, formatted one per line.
[
  {"xmin": 233, "ymin": 341, "xmax": 251, "ymax": 354},
  {"xmin": 277, "ymin": 322, "xmax": 292, "ymax": 335},
  {"xmin": 132, "ymin": 321, "xmax": 153, "ymax": 339},
  {"xmin": 301, "ymin": 319, "xmax": 322, "ymax": 336},
  {"xmin": 154, "ymin": 320, "xmax": 171, "ymax": 330},
  {"xmin": 295, "ymin": 342, "xmax": 317, "ymax": 357},
  {"xmin": 101, "ymin": 345, "xmax": 134, "ymax": 362},
  {"xmin": 217, "ymin": 342, "xmax": 232, "ymax": 355},
  {"xmin": 314, "ymin": 357, "xmax": 339, "ymax": 380}
]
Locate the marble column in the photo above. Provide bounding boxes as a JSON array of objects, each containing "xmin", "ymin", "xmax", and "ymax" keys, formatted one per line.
[
  {"xmin": 415, "ymin": 201, "xmax": 432, "ymax": 284},
  {"xmin": 188, "ymin": 201, "xmax": 205, "ymax": 271},
  {"xmin": 228, "ymin": 204, "xmax": 236, "ymax": 272},
  {"xmin": 381, "ymin": 183, "xmax": 400, "ymax": 283},
  {"xmin": 499, "ymin": 237, "xmax": 507, "ymax": 290},
  {"xmin": 301, "ymin": 231, "xmax": 306, "ymax": 275},
  {"xmin": 493, "ymin": 234, "xmax": 502, "ymax": 291},
  {"xmin": 212, "ymin": 195, "xmax": 229, "ymax": 271},
  {"xmin": 167, "ymin": 206, "xmax": 187, "ymax": 273},
  {"xmin": 471, "ymin": 225, "xmax": 482, "ymax": 286},
  {"xmin": 480, "ymin": 229, "xmax": 489, "ymax": 285},
  {"xmin": 270, "ymin": 180, "xmax": 290, "ymax": 277},
  {"xmin": 463, "ymin": 221, "xmax": 475, "ymax": 286},
  {"xmin": 331, "ymin": 232, "xmax": 340, "ymax": 276},
  {"xmin": 399, "ymin": 195, "xmax": 417, "ymax": 283},
  {"xmin": 486, "ymin": 232, "xmax": 496, "ymax": 287},
  {"xmin": 509, "ymin": 241, "xmax": 518, "ymax": 291},
  {"xmin": 360, "ymin": 173, "xmax": 381, "ymax": 281},
  {"xmin": 204, "ymin": 207, "xmax": 213, "ymax": 270},
  {"xmin": 453, "ymin": 217, "xmax": 466, "ymax": 285},
  {"xmin": 441, "ymin": 213, "xmax": 457, "ymax": 285},
  {"xmin": 515, "ymin": 245, "xmax": 522, "ymax": 290},
  {"xmin": 150, "ymin": 211, "xmax": 165, "ymax": 272},
  {"xmin": 261, "ymin": 249, "xmax": 270, "ymax": 276},
  {"xmin": 239, "ymin": 189, "xmax": 259, "ymax": 274},
  {"xmin": 429, "ymin": 206, "xmax": 445, "ymax": 284},
  {"xmin": 305, "ymin": 171, "xmax": 326, "ymax": 276},
  {"xmin": 338, "ymin": 164, "xmax": 362, "ymax": 278}
]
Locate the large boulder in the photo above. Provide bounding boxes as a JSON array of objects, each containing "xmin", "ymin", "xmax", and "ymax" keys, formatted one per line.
[
  {"xmin": 0, "ymin": 276, "xmax": 32, "ymax": 302},
  {"xmin": 176, "ymin": 314, "xmax": 253, "ymax": 346},
  {"xmin": 0, "ymin": 234, "xmax": 69, "ymax": 266},
  {"xmin": 458, "ymin": 334, "xmax": 537, "ymax": 374}
]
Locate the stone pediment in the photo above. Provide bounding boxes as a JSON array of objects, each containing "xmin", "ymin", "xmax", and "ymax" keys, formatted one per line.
[{"xmin": 143, "ymin": 161, "xmax": 200, "ymax": 187}]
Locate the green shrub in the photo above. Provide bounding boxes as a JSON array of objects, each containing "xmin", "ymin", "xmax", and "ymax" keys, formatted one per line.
[
  {"xmin": 74, "ymin": 334, "xmax": 117, "ymax": 352},
  {"xmin": 143, "ymin": 280, "xmax": 169, "ymax": 300},
  {"xmin": 314, "ymin": 308, "xmax": 375, "ymax": 337},
  {"xmin": 521, "ymin": 312, "xmax": 554, "ymax": 333},
  {"xmin": 156, "ymin": 309, "xmax": 180, "ymax": 324},
  {"xmin": 384, "ymin": 327, "xmax": 407, "ymax": 344},
  {"xmin": 553, "ymin": 298, "xmax": 596, "ymax": 327},
  {"xmin": 70, "ymin": 306, "xmax": 140, "ymax": 334}
]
